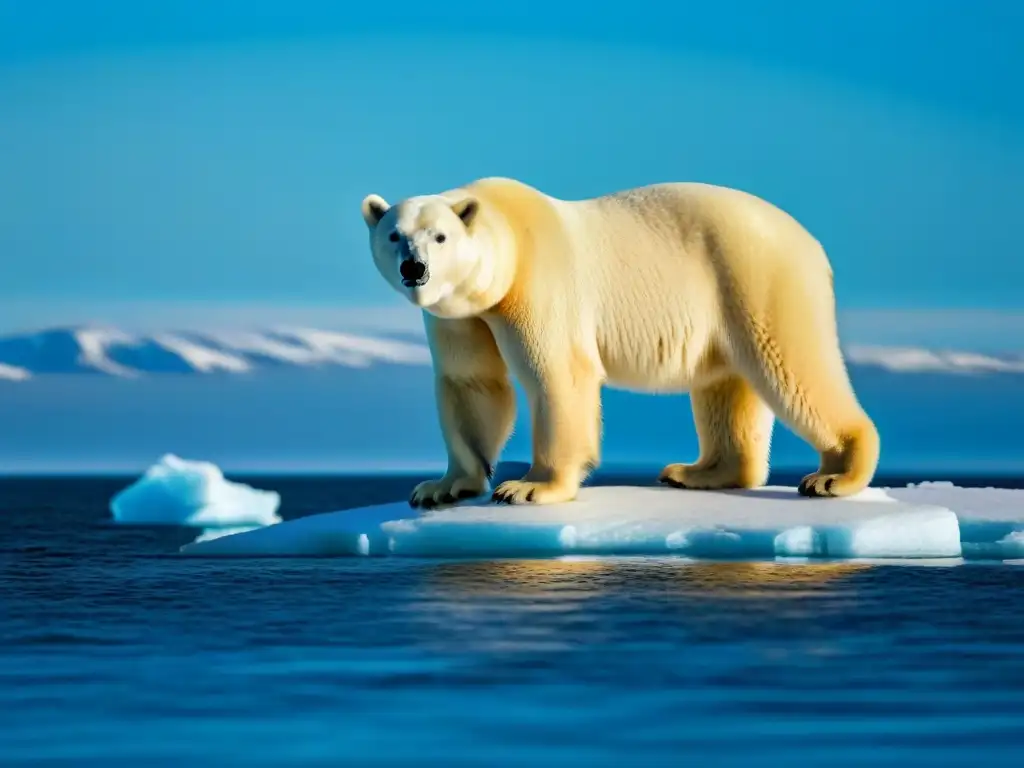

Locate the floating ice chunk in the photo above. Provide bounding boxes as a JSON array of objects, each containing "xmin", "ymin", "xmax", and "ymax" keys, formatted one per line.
[
  {"xmin": 883, "ymin": 482, "xmax": 1024, "ymax": 560},
  {"xmin": 111, "ymin": 454, "xmax": 281, "ymax": 529},
  {"xmin": 178, "ymin": 484, "xmax": 1001, "ymax": 561},
  {"xmin": 0, "ymin": 363, "xmax": 31, "ymax": 381}
]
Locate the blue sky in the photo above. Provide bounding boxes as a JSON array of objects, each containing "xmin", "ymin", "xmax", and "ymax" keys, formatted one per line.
[{"xmin": 0, "ymin": 0, "xmax": 1022, "ymax": 345}]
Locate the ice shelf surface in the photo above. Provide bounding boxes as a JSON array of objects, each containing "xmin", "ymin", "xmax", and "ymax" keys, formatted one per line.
[{"xmin": 178, "ymin": 482, "xmax": 1024, "ymax": 561}]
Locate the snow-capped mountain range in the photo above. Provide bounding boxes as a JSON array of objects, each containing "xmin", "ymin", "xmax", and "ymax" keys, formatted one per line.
[
  {"xmin": 0, "ymin": 325, "xmax": 1021, "ymax": 381},
  {"xmin": 0, "ymin": 326, "xmax": 431, "ymax": 380}
]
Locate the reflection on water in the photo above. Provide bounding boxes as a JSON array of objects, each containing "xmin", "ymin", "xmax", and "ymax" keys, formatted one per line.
[
  {"xmin": 423, "ymin": 558, "xmax": 870, "ymax": 598},
  {"xmin": 411, "ymin": 559, "xmax": 872, "ymax": 653}
]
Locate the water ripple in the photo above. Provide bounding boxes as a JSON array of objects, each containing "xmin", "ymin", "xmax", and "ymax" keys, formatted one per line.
[{"xmin": 2, "ymin": 476, "xmax": 1024, "ymax": 764}]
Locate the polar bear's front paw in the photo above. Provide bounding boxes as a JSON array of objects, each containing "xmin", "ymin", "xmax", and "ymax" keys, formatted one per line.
[
  {"xmin": 491, "ymin": 480, "xmax": 577, "ymax": 505},
  {"xmin": 409, "ymin": 476, "xmax": 488, "ymax": 509}
]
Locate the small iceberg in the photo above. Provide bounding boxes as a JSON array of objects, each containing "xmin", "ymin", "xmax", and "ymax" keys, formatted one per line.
[{"xmin": 110, "ymin": 454, "xmax": 282, "ymax": 534}]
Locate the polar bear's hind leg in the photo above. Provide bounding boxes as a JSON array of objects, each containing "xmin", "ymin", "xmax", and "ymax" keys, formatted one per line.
[{"xmin": 729, "ymin": 292, "xmax": 880, "ymax": 498}]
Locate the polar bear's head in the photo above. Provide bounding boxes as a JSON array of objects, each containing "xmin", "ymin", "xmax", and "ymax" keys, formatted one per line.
[{"xmin": 360, "ymin": 191, "xmax": 508, "ymax": 318}]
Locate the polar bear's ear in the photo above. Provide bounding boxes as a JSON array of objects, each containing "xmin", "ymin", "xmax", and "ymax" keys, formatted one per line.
[
  {"xmin": 450, "ymin": 196, "xmax": 480, "ymax": 229},
  {"xmin": 361, "ymin": 194, "xmax": 390, "ymax": 229}
]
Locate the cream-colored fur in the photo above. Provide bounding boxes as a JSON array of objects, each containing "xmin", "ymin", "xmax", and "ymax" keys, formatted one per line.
[{"xmin": 360, "ymin": 177, "xmax": 880, "ymax": 507}]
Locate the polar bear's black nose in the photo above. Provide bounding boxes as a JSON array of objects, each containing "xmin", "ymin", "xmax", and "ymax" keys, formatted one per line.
[{"xmin": 399, "ymin": 259, "xmax": 429, "ymax": 286}]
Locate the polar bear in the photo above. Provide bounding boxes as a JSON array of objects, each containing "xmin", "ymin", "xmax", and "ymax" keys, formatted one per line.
[{"xmin": 359, "ymin": 177, "xmax": 879, "ymax": 508}]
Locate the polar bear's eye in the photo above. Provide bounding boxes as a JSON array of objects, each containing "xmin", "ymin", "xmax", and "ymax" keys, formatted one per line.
[
  {"xmin": 435, "ymin": 233, "xmax": 447, "ymax": 244},
  {"xmin": 388, "ymin": 231, "xmax": 400, "ymax": 243}
]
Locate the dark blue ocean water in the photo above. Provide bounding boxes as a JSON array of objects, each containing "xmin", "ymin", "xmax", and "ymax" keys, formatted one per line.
[{"xmin": 2, "ymin": 470, "xmax": 1024, "ymax": 766}]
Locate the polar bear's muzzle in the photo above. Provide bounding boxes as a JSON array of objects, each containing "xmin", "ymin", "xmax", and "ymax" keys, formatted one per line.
[{"xmin": 399, "ymin": 257, "xmax": 430, "ymax": 288}]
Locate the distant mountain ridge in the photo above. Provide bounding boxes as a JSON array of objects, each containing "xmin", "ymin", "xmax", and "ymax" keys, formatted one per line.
[
  {"xmin": 0, "ymin": 325, "xmax": 1021, "ymax": 381},
  {"xmin": 0, "ymin": 325, "xmax": 431, "ymax": 380}
]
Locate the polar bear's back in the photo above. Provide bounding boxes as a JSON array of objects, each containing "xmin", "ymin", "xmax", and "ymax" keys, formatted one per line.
[
  {"xmin": 468, "ymin": 177, "xmax": 831, "ymax": 288},
  {"xmin": 575, "ymin": 181, "xmax": 831, "ymax": 278},
  {"xmin": 484, "ymin": 178, "xmax": 838, "ymax": 392},
  {"xmin": 558, "ymin": 181, "xmax": 835, "ymax": 332}
]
